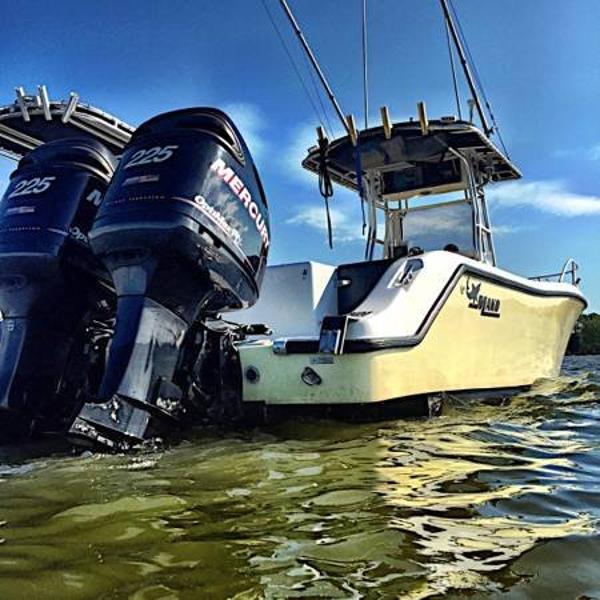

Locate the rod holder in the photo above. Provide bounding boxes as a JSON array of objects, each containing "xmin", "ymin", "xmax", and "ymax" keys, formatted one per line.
[
  {"xmin": 346, "ymin": 114, "xmax": 358, "ymax": 146},
  {"xmin": 417, "ymin": 101, "xmax": 429, "ymax": 135},
  {"xmin": 62, "ymin": 92, "xmax": 79, "ymax": 124},
  {"xmin": 38, "ymin": 85, "xmax": 52, "ymax": 121},
  {"xmin": 15, "ymin": 87, "xmax": 30, "ymax": 123},
  {"xmin": 380, "ymin": 106, "xmax": 392, "ymax": 139},
  {"xmin": 316, "ymin": 125, "xmax": 327, "ymax": 144}
]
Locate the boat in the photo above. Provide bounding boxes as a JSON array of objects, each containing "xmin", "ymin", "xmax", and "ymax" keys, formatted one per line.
[
  {"xmin": 0, "ymin": 0, "xmax": 587, "ymax": 448},
  {"xmin": 234, "ymin": 116, "xmax": 586, "ymax": 419},
  {"xmin": 230, "ymin": 0, "xmax": 587, "ymax": 419}
]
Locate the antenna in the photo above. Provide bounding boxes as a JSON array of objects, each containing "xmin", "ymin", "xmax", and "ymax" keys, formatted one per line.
[
  {"xmin": 278, "ymin": 0, "xmax": 351, "ymax": 137},
  {"xmin": 38, "ymin": 85, "xmax": 52, "ymax": 121},
  {"xmin": 439, "ymin": 0, "xmax": 491, "ymax": 135}
]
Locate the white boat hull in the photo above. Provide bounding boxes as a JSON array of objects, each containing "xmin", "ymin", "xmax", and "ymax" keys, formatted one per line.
[{"xmin": 234, "ymin": 252, "xmax": 586, "ymax": 410}]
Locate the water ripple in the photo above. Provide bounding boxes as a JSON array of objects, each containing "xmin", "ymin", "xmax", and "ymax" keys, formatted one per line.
[{"xmin": 0, "ymin": 357, "xmax": 598, "ymax": 598}]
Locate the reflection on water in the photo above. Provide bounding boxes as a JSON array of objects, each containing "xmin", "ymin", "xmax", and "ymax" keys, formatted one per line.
[{"xmin": 0, "ymin": 356, "xmax": 598, "ymax": 598}]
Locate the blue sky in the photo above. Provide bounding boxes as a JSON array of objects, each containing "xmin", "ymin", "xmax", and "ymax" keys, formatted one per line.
[{"xmin": 0, "ymin": 0, "xmax": 599, "ymax": 309}]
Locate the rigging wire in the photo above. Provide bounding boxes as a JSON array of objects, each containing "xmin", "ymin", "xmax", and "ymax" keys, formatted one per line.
[
  {"xmin": 359, "ymin": 0, "xmax": 368, "ymax": 234},
  {"xmin": 439, "ymin": 0, "xmax": 489, "ymax": 133},
  {"xmin": 447, "ymin": 0, "xmax": 510, "ymax": 157},
  {"xmin": 276, "ymin": 0, "xmax": 360, "ymax": 249},
  {"xmin": 260, "ymin": 0, "xmax": 332, "ymax": 137},
  {"xmin": 277, "ymin": 0, "xmax": 351, "ymax": 136},
  {"xmin": 301, "ymin": 50, "xmax": 335, "ymax": 137},
  {"xmin": 361, "ymin": 0, "xmax": 369, "ymax": 129},
  {"xmin": 444, "ymin": 19, "xmax": 462, "ymax": 120}
]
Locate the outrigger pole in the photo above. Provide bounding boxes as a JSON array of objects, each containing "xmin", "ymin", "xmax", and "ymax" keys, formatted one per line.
[
  {"xmin": 439, "ymin": 0, "xmax": 491, "ymax": 136},
  {"xmin": 278, "ymin": 0, "xmax": 352, "ymax": 137}
]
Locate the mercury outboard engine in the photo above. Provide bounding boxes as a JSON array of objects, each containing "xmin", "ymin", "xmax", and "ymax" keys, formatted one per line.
[
  {"xmin": 0, "ymin": 138, "xmax": 116, "ymax": 439},
  {"xmin": 71, "ymin": 108, "xmax": 269, "ymax": 448}
]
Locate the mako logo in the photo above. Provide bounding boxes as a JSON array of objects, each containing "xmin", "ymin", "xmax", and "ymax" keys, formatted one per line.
[
  {"xmin": 464, "ymin": 277, "xmax": 501, "ymax": 318},
  {"xmin": 210, "ymin": 158, "xmax": 269, "ymax": 249}
]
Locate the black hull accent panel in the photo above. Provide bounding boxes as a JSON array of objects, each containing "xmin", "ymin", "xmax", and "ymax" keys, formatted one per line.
[{"xmin": 337, "ymin": 258, "xmax": 395, "ymax": 315}]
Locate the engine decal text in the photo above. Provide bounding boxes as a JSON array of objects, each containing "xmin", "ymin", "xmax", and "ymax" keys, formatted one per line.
[{"xmin": 210, "ymin": 158, "xmax": 269, "ymax": 249}]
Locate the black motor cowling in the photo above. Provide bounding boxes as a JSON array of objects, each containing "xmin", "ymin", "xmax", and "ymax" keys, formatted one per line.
[
  {"xmin": 71, "ymin": 108, "xmax": 270, "ymax": 447},
  {"xmin": 0, "ymin": 138, "xmax": 116, "ymax": 438}
]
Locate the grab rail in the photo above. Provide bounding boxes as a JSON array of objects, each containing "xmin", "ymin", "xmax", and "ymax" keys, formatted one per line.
[{"xmin": 529, "ymin": 258, "xmax": 580, "ymax": 285}]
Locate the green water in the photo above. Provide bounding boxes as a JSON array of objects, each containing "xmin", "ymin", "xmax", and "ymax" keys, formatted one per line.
[{"xmin": 0, "ymin": 356, "xmax": 599, "ymax": 599}]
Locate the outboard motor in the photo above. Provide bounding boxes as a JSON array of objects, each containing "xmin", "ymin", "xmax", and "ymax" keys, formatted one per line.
[
  {"xmin": 71, "ymin": 108, "xmax": 269, "ymax": 448},
  {"xmin": 0, "ymin": 138, "xmax": 116, "ymax": 439}
]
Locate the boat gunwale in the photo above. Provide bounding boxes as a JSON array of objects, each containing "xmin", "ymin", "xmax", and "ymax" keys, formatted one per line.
[{"xmin": 239, "ymin": 260, "xmax": 586, "ymax": 355}]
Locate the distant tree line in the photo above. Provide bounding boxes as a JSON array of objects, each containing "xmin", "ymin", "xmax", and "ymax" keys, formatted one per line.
[{"xmin": 568, "ymin": 313, "xmax": 600, "ymax": 355}]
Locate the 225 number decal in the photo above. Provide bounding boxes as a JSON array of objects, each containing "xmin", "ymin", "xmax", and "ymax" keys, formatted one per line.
[
  {"xmin": 8, "ymin": 176, "xmax": 56, "ymax": 198},
  {"xmin": 123, "ymin": 145, "xmax": 179, "ymax": 169}
]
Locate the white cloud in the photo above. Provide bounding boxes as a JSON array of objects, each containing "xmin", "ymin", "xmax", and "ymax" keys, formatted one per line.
[
  {"xmin": 492, "ymin": 224, "xmax": 534, "ymax": 236},
  {"xmin": 286, "ymin": 204, "xmax": 363, "ymax": 243},
  {"xmin": 551, "ymin": 148, "xmax": 576, "ymax": 159},
  {"xmin": 589, "ymin": 144, "xmax": 600, "ymax": 161},
  {"xmin": 551, "ymin": 144, "xmax": 600, "ymax": 161},
  {"xmin": 281, "ymin": 122, "xmax": 322, "ymax": 185},
  {"xmin": 222, "ymin": 102, "xmax": 267, "ymax": 162},
  {"xmin": 488, "ymin": 180, "xmax": 600, "ymax": 217}
]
